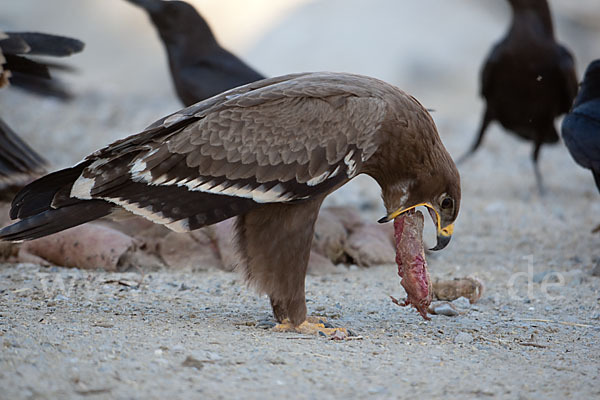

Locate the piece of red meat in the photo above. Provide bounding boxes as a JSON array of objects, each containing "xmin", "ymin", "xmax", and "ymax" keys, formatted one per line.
[{"xmin": 391, "ymin": 210, "xmax": 432, "ymax": 320}]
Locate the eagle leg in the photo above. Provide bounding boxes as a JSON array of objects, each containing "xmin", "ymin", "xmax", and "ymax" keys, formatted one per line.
[{"xmin": 236, "ymin": 197, "xmax": 348, "ymax": 335}]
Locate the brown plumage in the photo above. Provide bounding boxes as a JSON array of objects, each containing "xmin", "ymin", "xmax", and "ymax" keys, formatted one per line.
[
  {"xmin": 0, "ymin": 72, "xmax": 460, "ymax": 327},
  {"xmin": 459, "ymin": 0, "xmax": 577, "ymax": 193}
]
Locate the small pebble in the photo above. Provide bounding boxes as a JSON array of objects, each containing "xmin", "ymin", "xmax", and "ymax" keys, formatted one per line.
[
  {"xmin": 266, "ymin": 357, "xmax": 286, "ymax": 365},
  {"xmin": 367, "ymin": 386, "xmax": 387, "ymax": 394},
  {"xmin": 255, "ymin": 320, "xmax": 276, "ymax": 329},
  {"xmin": 330, "ymin": 330, "xmax": 347, "ymax": 340},
  {"xmin": 179, "ymin": 283, "xmax": 190, "ymax": 291},
  {"xmin": 172, "ymin": 344, "xmax": 186, "ymax": 353},
  {"xmin": 204, "ymin": 351, "xmax": 221, "ymax": 361},
  {"xmin": 454, "ymin": 332, "xmax": 473, "ymax": 344},
  {"xmin": 451, "ymin": 296, "xmax": 471, "ymax": 310},
  {"xmin": 182, "ymin": 356, "xmax": 204, "ymax": 370},
  {"xmin": 431, "ymin": 302, "xmax": 459, "ymax": 317},
  {"xmin": 591, "ymin": 262, "xmax": 600, "ymax": 277}
]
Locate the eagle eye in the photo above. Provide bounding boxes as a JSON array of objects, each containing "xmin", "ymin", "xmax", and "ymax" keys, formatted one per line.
[{"xmin": 441, "ymin": 197, "xmax": 453, "ymax": 210}]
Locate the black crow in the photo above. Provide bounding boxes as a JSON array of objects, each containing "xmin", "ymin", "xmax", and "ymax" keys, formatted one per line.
[
  {"xmin": 0, "ymin": 118, "xmax": 46, "ymax": 200},
  {"xmin": 459, "ymin": 0, "xmax": 578, "ymax": 193},
  {"xmin": 0, "ymin": 31, "xmax": 84, "ymax": 197},
  {"xmin": 0, "ymin": 31, "xmax": 84, "ymax": 99},
  {"xmin": 126, "ymin": 0, "xmax": 265, "ymax": 106},
  {"xmin": 561, "ymin": 59, "xmax": 600, "ymax": 193}
]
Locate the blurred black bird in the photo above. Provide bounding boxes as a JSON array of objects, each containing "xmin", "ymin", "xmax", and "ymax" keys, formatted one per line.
[
  {"xmin": 561, "ymin": 60, "xmax": 600, "ymax": 194},
  {"xmin": 0, "ymin": 31, "xmax": 84, "ymax": 198},
  {"xmin": 459, "ymin": 0, "xmax": 578, "ymax": 193},
  {"xmin": 0, "ymin": 118, "xmax": 46, "ymax": 200},
  {"xmin": 1, "ymin": 31, "xmax": 84, "ymax": 99},
  {"xmin": 126, "ymin": 0, "xmax": 265, "ymax": 106}
]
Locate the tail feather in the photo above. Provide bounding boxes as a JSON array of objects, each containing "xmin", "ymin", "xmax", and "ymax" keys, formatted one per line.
[
  {"xmin": 0, "ymin": 200, "xmax": 113, "ymax": 241},
  {"xmin": 10, "ymin": 162, "xmax": 87, "ymax": 219}
]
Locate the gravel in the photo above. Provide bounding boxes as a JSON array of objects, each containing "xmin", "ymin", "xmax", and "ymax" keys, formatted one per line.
[
  {"xmin": 1, "ymin": 263, "xmax": 598, "ymax": 399},
  {"xmin": 453, "ymin": 332, "xmax": 474, "ymax": 344}
]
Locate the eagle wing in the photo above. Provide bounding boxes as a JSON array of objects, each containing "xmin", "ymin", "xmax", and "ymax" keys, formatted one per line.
[{"xmin": 64, "ymin": 73, "xmax": 388, "ymax": 231}]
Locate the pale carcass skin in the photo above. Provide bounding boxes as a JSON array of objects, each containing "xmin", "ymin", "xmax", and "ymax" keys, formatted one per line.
[{"xmin": 392, "ymin": 210, "xmax": 432, "ymax": 320}]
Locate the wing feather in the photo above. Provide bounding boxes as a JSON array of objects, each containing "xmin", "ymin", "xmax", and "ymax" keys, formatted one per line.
[{"xmin": 65, "ymin": 73, "xmax": 388, "ymax": 231}]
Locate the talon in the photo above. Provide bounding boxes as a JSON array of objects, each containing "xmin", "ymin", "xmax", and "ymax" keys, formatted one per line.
[{"xmin": 273, "ymin": 318, "xmax": 349, "ymax": 337}]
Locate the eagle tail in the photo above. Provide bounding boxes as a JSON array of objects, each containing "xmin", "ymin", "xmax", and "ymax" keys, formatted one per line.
[
  {"xmin": 0, "ymin": 161, "xmax": 114, "ymax": 241},
  {"xmin": 0, "ymin": 199, "xmax": 113, "ymax": 241},
  {"xmin": 9, "ymin": 161, "xmax": 91, "ymax": 220}
]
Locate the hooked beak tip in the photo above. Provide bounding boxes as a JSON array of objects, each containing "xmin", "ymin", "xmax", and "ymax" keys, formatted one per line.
[
  {"xmin": 430, "ymin": 234, "xmax": 452, "ymax": 251},
  {"xmin": 377, "ymin": 215, "xmax": 390, "ymax": 224},
  {"xmin": 430, "ymin": 223, "xmax": 454, "ymax": 251}
]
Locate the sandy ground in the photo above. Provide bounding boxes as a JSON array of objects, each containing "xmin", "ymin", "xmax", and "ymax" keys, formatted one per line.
[{"xmin": 1, "ymin": 0, "xmax": 600, "ymax": 399}]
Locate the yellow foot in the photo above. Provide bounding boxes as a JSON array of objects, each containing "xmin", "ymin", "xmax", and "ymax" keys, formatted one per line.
[{"xmin": 273, "ymin": 316, "xmax": 348, "ymax": 338}]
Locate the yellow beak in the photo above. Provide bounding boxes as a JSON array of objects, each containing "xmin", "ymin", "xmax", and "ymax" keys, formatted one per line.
[{"xmin": 378, "ymin": 202, "xmax": 454, "ymax": 251}]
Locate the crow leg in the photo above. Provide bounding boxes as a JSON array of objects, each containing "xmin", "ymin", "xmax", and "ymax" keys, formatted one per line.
[
  {"xmin": 532, "ymin": 141, "xmax": 545, "ymax": 195},
  {"xmin": 457, "ymin": 108, "xmax": 492, "ymax": 165},
  {"xmin": 592, "ymin": 170, "xmax": 600, "ymax": 193},
  {"xmin": 591, "ymin": 171, "xmax": 600, "ymax": 232}
]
